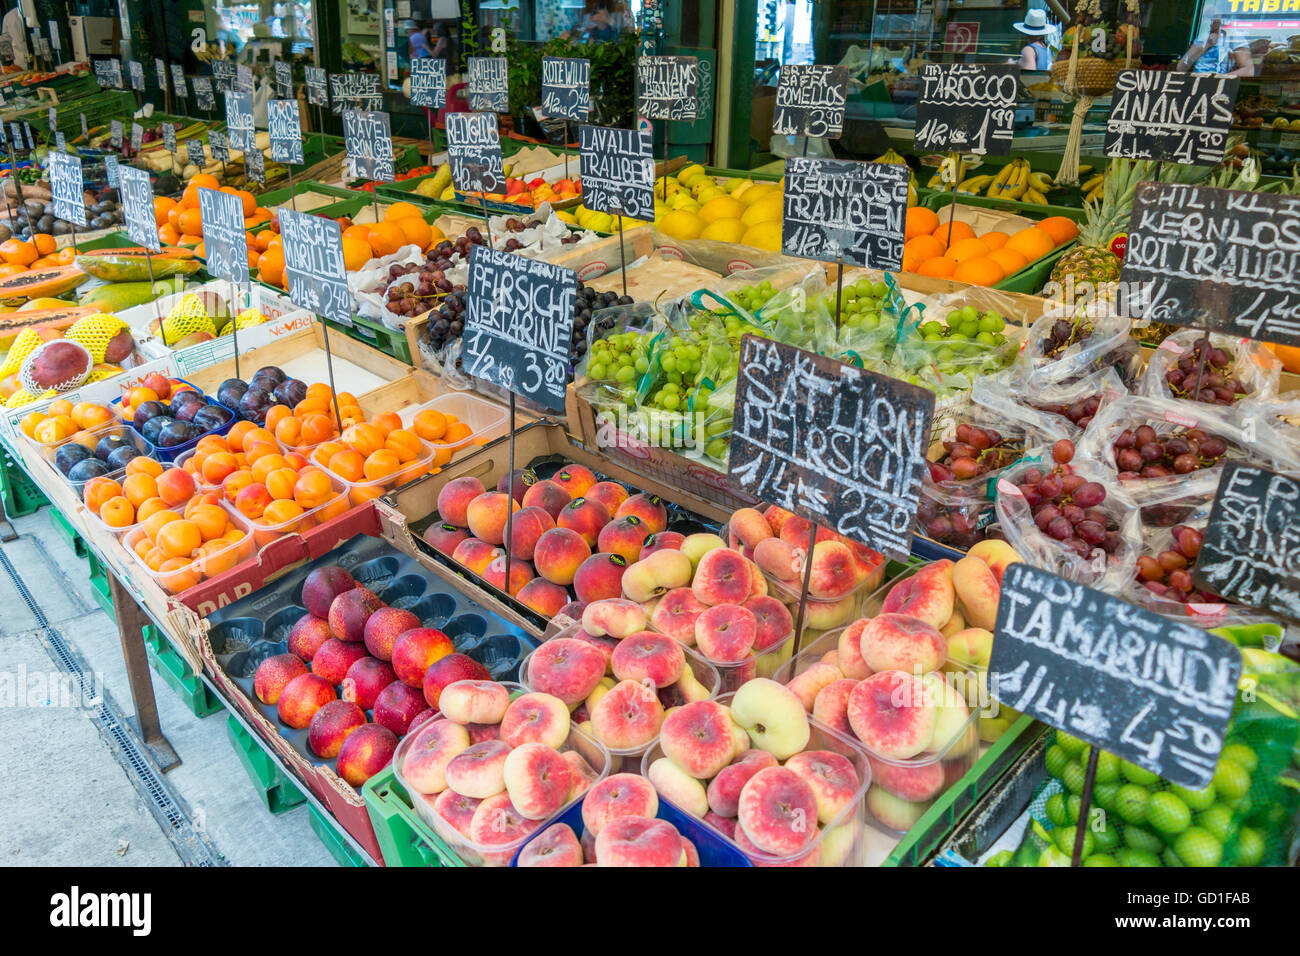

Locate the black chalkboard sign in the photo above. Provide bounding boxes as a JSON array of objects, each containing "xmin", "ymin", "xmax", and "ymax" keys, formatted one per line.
[
  {"xmin": 95, "ymin": 59, "xmax": 122, "ymax": 90},
  {"xmin": 445, "ymin": 112, "xmax": 505, "ymax": 194},
  {"xmin": 914, "ymin": 64, "xmax": 1019, "ymax": 156},
  {"xmin": 199, "ymin": 187, "xmax": 249, "ymax": 285},
  {"xmin": 50, "ymin": 23, "xmax": 60, "ymax": 52},
  {"xmin": 274, "ymin": 60, "xmax": 293, "ymax": 99},
  {"xmin": 187, "ymin": 138, "xmax": 206, "ymax": 169},
  {"xmin": 193, "ymin": 76, "xmax": 213, "ymax": 111},
  {"xmin": 110, "ymin": 119, "xmax": 123, "ymax": 150},
  {"xmin": 7, "ymin": 123, "xmax": 21, "ymax": 154},
  {"xmin": 118, "ymin": 165, "xmax": 161, "ymax": 253},
  {"xmin": 48, "ymin": 151, "xmax": 85, "ymax": 227},
  {"xmin": 79, "ymin": 113, "xmax": 87, "ymax": 138},
  {"xmin": 462, "ymin": 246, "xmax": 576, "ymax": 412},
  {"xmin": 782, "ymin": 156, "xmax": 908, "ymax": 269},
  {"xmin": 237, "ymin": 64, "xmax": 254, "ymax": 93},
  {"xmin": 224, "ymin": 90, "xmax": 254, "ymax": 152},
  {"xmin": 280, "ymin": 208, "xmax": 352, "ymax": 324},
  {"xmin": 991, "ymin": 562, "xmax": 1242, "ymax": 789},
  {"xmin": 128, "ymin": 60, "xmax": 144, "ymax": 92},
  {"xmin": 330, "ymin": 73, "xmax": 382, "ymax": 114},
  {"xmin": 162, "ymin": 121, "xmax": 177, "ymax": 156},
  {"xmin": 305, "ymin": 66, "xmax": 329, "ymax": 107},
  {"xmin": 1105, "ymin": 71, "xmax": 1238, "ymax": 166},
  {"xmin": 212, "ymin": 60, "xmax": 235, "ymax": 93},
  {"xmin": 130, "ymin": 122, "xmax": 143, "ymax": 151},
  {"xmin": 728, "ymin": 335, "xmax": 935, "ymax": 560},
  {"xmin": 104, "ymin": 154, "xmax": 120, "ymax": 189},
  {"xmin": 1120, "ymin": 183, "xmax": 1300, "ymax": 347},
  {"xmin": 637, "ymin": 55, "xmax": 698, "ymax": 121},
  {"xmin": 0, "ymin": 123, "xmax": 9, "ymax": 149},
  {"xmin": 155, "ymin": 58, "xmax": 168, "ymax": 94},
  {"xmin": 246, "ymin": 144, "xmax": 265, "ymax": 186},
  {"xmin": 268, "ymin": 99, "xmax": 304, "ymax": 165},
  {"xmin": 55, "ymin": 131, "xmax": 64, "ymax": 152},
  {"xmin": 209, "ymin": 130, "xmax": 230, "ymax": 164},
  {"xmin": 772, "ymin": 64, "xmax": 849, "ymax": 139},
  {"xmin": 467, "ymin": 57, "xmax": 509, "ymax": 113},
  {"xmin": 579, "ymin": 124, "xmax": 654, "ymax": 221},
  {"xmin": 409, "ymin": 58, "xmax": 446, "ymax": 109},
  {"xmin": 541, "ymin": 57, "xmax": 591, "ymax": 122},
  {"xmin": 22, "ymin": 121, "xmax": 33, "ymax": 152},
  {"xmin": 47, "ymin": 107, "xmax": 56, "ymax": 137},
  {"xmin": 171, "ymin": 64, "xmax": 187, "ymax": 98},
  {"xmin": 343, "ymin": 109, "xmax": 395, "ymax": 182},
  {"xmin": 1192, "ymin": 462, "xmax": 1300, "ymax": 625}
]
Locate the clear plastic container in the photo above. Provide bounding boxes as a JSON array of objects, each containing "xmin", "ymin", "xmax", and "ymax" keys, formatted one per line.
[
  {"xmin": 310, "ymin": 434, "xmax": 436, "ymax": 506},
  {"xmin": 27, "ymin": 403, "xmax": 123, "ymax": 458},
  {"xmin": 111, "ymin": 384, "xmax": 238, "ymax": 463},
  {"xmin": 42, "ymin": 418, "xmax": 154, "ymax": 495},
  {"xmin": 518, "ymin": 622, "xmax": 723, "ymax": 773},
  {"xmin": 639, "ymin": 692, "xmax": 874, "ymax": 866},
  {"xmin": 119, "ymin": 505, "xmax": 256, "ymax": 595},
  {"xmin": 402, "ymin": 391, "xmax": 510, "ymax": 468},
  {"xmin": 392, "ymin": 682, "xmax": 611, "ymax": 867}
]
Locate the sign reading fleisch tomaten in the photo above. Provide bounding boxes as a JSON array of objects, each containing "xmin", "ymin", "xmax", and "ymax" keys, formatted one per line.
[
  {"xmin": 772, "ymin": 64, "xmax": 849, "ymax": 139},
  {"xmin": 408, "ymin": 57, "xmax": 447, "ymax": 108},
  {"xmin": 637, "ymin": 55, "xmax": 698, "ymax": 121},
  {"xmin": 274, "ymin": 60, "xmax": 293, "ymax": 99},
  {"xmin": 445, "ymin": 111, "xmax": 505, "ymax": 193},
  {"xmin": 728, "ymin": 335, "xmax": 935, "ymax": 560},
  {"xmin": 245, "ymin": 141, "xmax": 265, "ymax": 185},
  {"xmin": 541, "ymin": 57, "xmax": 591, "ymax": 122},
  {"xmin": 1121, "ymin": 183, "xmax": 1300, "ymax": 347},
  {"xmin": 467, "ymin": 56, "xmax": 509, "ymax": 112},
  {"xmin": 782, "ymin": 156, "xmax": 908, "ymax": 270},
  {"xmin": 280, "ymin": 208, "xmax": 352, "ymax": 324},
  {"xmin": 187, "ymin": 138, "xmax": 206, "ymax": 169},
  {"xmin": 991, "ymin": 562, "xmax": 1241, "ymax": 789},
  {"xmin": 579, "ymin": 124, "xmax": 655, "ymax": 220},
  {"xmin": 208, "ymin": 129, "xmax": 230, "ymax": 164},
  {"xmin": 914, "ymin": 63, "xmax": 1019, "ymax": 156},
  {"xmin": 1106, "ymin": 70, "xmax": 1239, "ymax": 166}
]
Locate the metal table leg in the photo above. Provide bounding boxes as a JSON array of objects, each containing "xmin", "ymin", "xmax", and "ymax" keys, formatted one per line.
[{"xmin": 108, "ymin": 572, "xmax": 180, "ymax": 772}]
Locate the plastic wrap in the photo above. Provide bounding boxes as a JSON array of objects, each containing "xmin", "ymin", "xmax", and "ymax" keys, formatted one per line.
[
  {"xmin": 1140, "ymin": 329, "xmax": 1282, "ymax": 406},
  {"xmin": 351, "ymin": 243, "xmax": 426, "ymax": 325},
  {"xmin": 972, "ymin": 367, "xmax": 1127, "ymax": 443},
  {"xmin": 1014, "ymin": 309, "xmax": 1141, "ymax": 391}
]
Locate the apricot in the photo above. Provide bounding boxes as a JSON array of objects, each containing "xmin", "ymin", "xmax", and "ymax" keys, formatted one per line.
[
  {"xmin": 136, "ymin": 497, "xmax": 171, "ymax": 523},
  {"xmin": 371, "ymin": 411, "xmax": 402, "ymax": 436},
  {"xmin": 363, "ymin": 449, "xmax": 401, "ymax": 482},
  {"xmin": 274, "ymin": 416, "xmax": 303, "ymax": 446},
  {"xmin": 385, "ymin": 428, "xmax": 422, "ymax": 463},
  {"xmin": 201, "ymin": 451, "xmax": 239, "ymax": 484},
  {"xmin": 264, "ymin": 404, "xmax": 292, "ymax": 434},
  {"xmin": 156, "ymin": 468, "xmax": 197, "ymax": 507},
  {"xmin": 252, "ymin": 453, "xmax": 290, "ymax": 484},
  {"xmin": 222, "ymin": 469, "xmax": 255, "ymax": 502},
  {"xmin": 293, "ymin": 468, "xmax": 334, "ymax": 508},
  {"xmin": 227, "ymin": 420, "xmax": 256, "ymax": 451},
  {"xmin": 300, "ymin": 413, "xmax": 337, "ymax": 446},
  {"xmin": 142, "ymin": 508, "xmax": 180, "ymax": 541},
  {"xmin": 265, "ymin": 466, "xmax": 299, "ymax": 501},
  {"xmin": 343, "ymin": 422, "xmax": 384, "ymax": 457},
  {"xmin": 236, "ymin": 482, "xmax": 273, "ymax": 519},
  {"xmin": 121, "ymin": 472, "xmax": 159, "ymax": 508},
  {"xmin": 157, "ymin": 519, "xmax": 202, "ymax": 559},
  {"xmin": 413, "ymin": 408, "xmax": 447, "ymax": 441},
  {"xmin": 83, "ymin": 476, "xmax": 123, "ymax": 514},
  {"xmin": 99, "ymin": 495, "xmax": 135, "ymax": 528},
  {"xmin": 189, "ymin": 503, "xmax": 229, "ymax": 541}
]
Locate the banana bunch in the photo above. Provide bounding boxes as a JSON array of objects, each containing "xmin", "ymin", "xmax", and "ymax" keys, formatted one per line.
[
  {"xmin": 873, "ymin": 149, "xmax": 919, "ymax": 206},
  {"xmin": 1081, "ymin": 172, "xmax": 1105, "ymax": 203},
  {"xmin": 924, "ymin": 155, "xmax": 969, "ymax": 191},
  {"xmin": 988, "ymin": 158, "xmax": 1031, "ymax": 200}
]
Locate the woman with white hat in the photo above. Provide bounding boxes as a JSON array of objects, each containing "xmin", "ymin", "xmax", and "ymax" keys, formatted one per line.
[{"xmin": 1014, "ymin": 8, "xmax": 1055, "ymax": 71}]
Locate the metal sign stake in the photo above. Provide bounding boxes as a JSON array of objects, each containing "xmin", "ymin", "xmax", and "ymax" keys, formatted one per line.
[{"xmin": 790, "ymin": 520, "xmax": 818, "ymax": 657}]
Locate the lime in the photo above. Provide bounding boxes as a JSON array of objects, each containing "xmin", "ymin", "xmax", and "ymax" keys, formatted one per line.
[
  {"xmin": 984, "ymin": 849, "xmax": 1014, "ymax": 867},
  {"xmin": 1171, "ymin": 781, "xmax": 1217, "ymax": 811},
  {"xmin": 1093, "ymin": 782, "xmax": 1120, "ymax": 812},
  {"xmin": 1045, "ymin": 744, "xmax": 1070, "ymax": 780},
  {"xmin": 1068, "ymin": 795, "xmax": 1083, "ymax": 820},
  {"xmin": 1232, "ymin": 826, "xmax": 1265, "ymax": 866},
  {"xmin": 1046, "ymin": 792, "xmax": 1070, "ymax": 827},
  {"xmin": 1055, "ymin": 731, "xmax": 1087, "ymax": 756},
  {"xmin": 1037, "ymin": 846, "xmax": 1072, "ymax": 867},
  {"xmin": 1125, "ymin": 825, "xmax": 1165, "ymax": 854},
  {"xmin": 1162, "ymin": 847, "xmax": 1185, "ymax": 867},
  {"xmin": 1055, "ymin": 825, "xmax": 1095, "ymax": 859},
  {"xmin": 1121, "ymin": 760, "xmax": 1160, "ymax": 785},
  {"xmin": 1212, "ymin": 759, "xmax": 1252, "ymax": 801},
  {"xmin": 1115, "ymin": 784, "xmax": 1150, "ymax": 824},
  {"xmin": 1093, "ymin": 820, "xmax": 1121, "ymax": 851},
  {"xmin": 1084, "ymin": 853, "xmax": 1118, "ymax": 867},
  {"xmin": 1095, "ymin": 751, "xmax": 1121, "ymax": 783},
  {"xmin": 1198, "ymin": 804, "xmax": 1235, "ymax": 842},
  {"xmin": 1174, "ymin": 827, "xmax": 1223, "ymax": 867},
  {"xmin": 1221, "ymin": 743, "xmax": 1259, "ymax": 773},
  {"xmin": 1062, "ymin": 762, "xmax": 1087, "ymax": 794},
  {"xmin": 1116, "ymin": 847, "xmax": 1162, "ymax": 867},
  {"xmin": 1147, "ymin": 792, "xmax": 1192, "ymax": 836}
]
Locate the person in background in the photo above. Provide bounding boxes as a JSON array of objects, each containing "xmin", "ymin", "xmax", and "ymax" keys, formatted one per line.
[
  {"xmin": 429, "ymin": 21, "xmax": 458, "ymax": 77},
  {"xmin": 577, "ymin": 0, "xmax": 617, "ymax": 42},
  {"xmin": 1013, "ymin": 8, "xmax": 1055, "ymax": 71},
  {"xmin": 1, "ymin": 0, "xmax": 29, "ymax": 70},
  {"xmin": 1176, "ymin": 18, "xmax": 1255, "ymax": 77},
  {"xmin": 404, "ymin": 19, "xmax": 432, "ymax": 60}
]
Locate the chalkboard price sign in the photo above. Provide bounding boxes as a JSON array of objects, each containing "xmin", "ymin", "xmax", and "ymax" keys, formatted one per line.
[
  {"xmin": 105, "ymin": 154, "xmax": 120, "ymax": 189},
  {"xmin": 579, "ymin": 124, "xmax": 654, "ymax": 221},
  {"xmin": 162, "ymin": 122, "xmax": 177, "ymax": 156},
  {"xmin": 541, "ymin": 57, "xmax": 591, "ymax": 122},
  {"xmin": 305, "ymin": 66, "xmax": 329, "ymax": 107},
  {"xmin": 637, "ymin": 55, "xmax": 698, "ymax": 121},
  {"xmin": 55, "ymin": 131, "xmax": 64, "ymax": 152},
  {"xmin": 1105, "ymin": 71, "xmax": 1238, "ymax": 166},
  {"xmin": 342, "ymin": 109, "xmax": 395, "ymax": 182},
  {"xmin": 130, "ymin": 122, "xmax": 143, "ymax": 151},
  {"xmin": 1120, "ymin": 183, "xmax": 1300, "ymax": 347},
  {"xmin": 212, "ymin": 60, "xmax": 235, "ymax": 93},
  {"xmin": 118, "ymin": 165, "xmax": 161, "ymax": 254},
  {"xmin": 782, "ymin": 156, "xmax": 909, "ymax": 270},
  {"xmin": 80, "ymin": 113, "xmax": 88, "ymax": 138},
  {"xmin": 155, "ymin": 58, "xmax": 168, "ymax": 94},
  {"xmin": 128, "ymin": 60, "xmax": 145, "ymax": 93},
  {"xmin": 330, "ymin": 73, "xmax": 382, "ymax": 114},
  {"xmin": 914, "ymin": 64, "xmax": 1019, "ymax": 156},
  {"xmin": 237, "ymin": 64, "xmax": 254, "ymax": 93},
  {"xmin": 106, "ymin": 58, "xmax": 123, "ymax": 89},
  {"xmin": 7, "ymin": 122, "xmax": 20, "ymax": 153},
  {"xmin": 268, "ymin": 99, "xmax": 304, "ymax": 165},
  {"xmin": 48, "ymin": 151, "xmax": 86, "ymax": 227},
  {"xmin": 274, "ymin": 60, "xmax": 293, "ymax": 99},
  {"xmin": 225, "ymin": 90, "xmax": 254, "ymax": 152},
  {"xmin": 187, "ymin": 138, "xmax": 206, "ymax": 169},
  {"xmin": 409, "ymin": 58, "xmax": 447, "ymax": 109},
  {"xmin": 47, "ymin": 107, "xmax": 56, "ymax": 137},
  {"xmin": 198, "ymin": 187, "xmax": 250, "ymax": 285},
  {"xmin": 1192, "ymin": 462, "xmax": 1300, "ymax": 625},
  {"xmin": 193, "ymin": 76, "xmax": 213, "ymax": 111},
  {"xmin": 95, "ymin": 59, "xmax": 123, "ymax": 90},
  {"xmin": 110, "ymin": 120, "xmax": 123, "ymax": 151},
  {"xmin": 209, "ymin": 130, "xmax": 230, "ymax": 164},
  {"xmin": 467, "ymin": 57, "xmax": 509, "ymax": 112},
  {"xmin": 991, "ymin": 562, "xmax": 1241, "ymax": 789},
  {"xmin": 772, "ymin": 64, "xmax": 849, "ymax": 139},
  {"xmin": 50, "ymin": 22, "xmax": 60, "ymax": 51},
  {"xmin": 171, "ymin": 64, "xmax": 188, "ymax": 98},
  {"xmin": 445, "ymin": 112, "xmax": 505, "ymax": 194},
  {"xmin": 280, "ymin": 208, "xmax": 352, "ymax": 324},
  {"xmin": 22, "ymin": 122, "xmax": 33, "ymax": 152},
  {"xmin": 728, "ymin": 336, "xmax": 935, "ymax": 560},
  {"xmin": 246, "ymin": 144, "xmax": 266, "ymax": 185},
  {"xmin": 462, "ymin": 246, "xmax": 577, "ymax": 412}
]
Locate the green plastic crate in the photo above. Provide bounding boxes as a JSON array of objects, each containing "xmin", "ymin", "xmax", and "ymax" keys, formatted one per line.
[
  {"xmin": 142, "ymin": 625, "xmax": 223, "ymax": 719},
  {"xmin": 923, "ymin": 188, "xmax": 1086, "ymax": 224},
  {"xmin": 46, "ymin": 506, "xmax": 86, "ymax": 557},
  {"xmin": 924, "ymin": 192, "xmax": 1075, "ymax": 295},
  {"xmin": 85, "ymin": 548, "xmax": 114, "ymax": 620},
  {"xmin": 253, "ymin": 180, "xmax": 360, "ymax": 208},
  {"xmin": 362, "ymin": 766, "xmax": 464, "ymax": 867},
  {"xmin": 308, "ymin": 805, "xmax": 371, "ymax": 867},
  {"xmin": 323, "ymin": 312, "xmax": 412, "ymax": 365},
  {"xmin": 1, "ymin": 447, "xmax": 45, "ymax": 517},
  {"xmin": 224, "ymin": 715, "xmax": 308, "ymax": 815}
]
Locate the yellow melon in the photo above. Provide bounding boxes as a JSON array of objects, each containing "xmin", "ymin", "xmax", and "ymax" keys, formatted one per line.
[
  {"xmin": 700, "ymin": 218, "xmax": 746, "ymax": 243},
  {"xmin": 699, "ymin": 196, "xmax": 744, "ymax": 224},
  {"xmin": 658, "ymin": 210, "xmax": 705, "ymax": 241},
  {"xmin": 740, "ymin": 194, "xmax": 783, "ymax": 228},
  {"xmin": 741, "ymin": 221, "xmax": 781, "ymax": 251}
]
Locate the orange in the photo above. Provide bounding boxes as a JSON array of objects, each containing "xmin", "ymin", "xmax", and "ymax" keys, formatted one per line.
[
  {"xmin": 257, "ymin": 247, "xmax": 285, "ymax": 287},
  {"xmin": 342, "ymin": 224, "xmax": 372, "ymax": 243},
  {"xmin": 917, "ymin": 256, "xmax": 958, "ymax": 279},
  {"xmin": 366, "ymin": 221, "xmax": 406, "ymax": 257},
  {"xmin": 396, "ymin": 216, "xmax": 433, "ymax": 250},
  {"xmin": 341, "ymin": 236, "xmax": 372, "ymax": 271},
  {"xmin": 154, "ymin": 196, "xmax": 178, "ymax": 226},
  {"xmin": 988, "ymin": 248, "xmax": 1029, "ymax": 277},
  {"xmin": 947, "ymin": 238, "xmax": 991, "ymax": 263},
  {"xmin": 157, "ymin": 519, "xmax": 202, "ymax": 559},
  {"xmin": 159, "ymin": 223, "xmax": 182, "ymax": 246},
  {"xmin": 413, "ymin": 409, "xmax": 448, "ymax": 441},
  {"xmin": 247, "ymin": 247, "xmax": 261, "ymax": 270},
  {"xmin": 235, "ymin": 190, "xmax": 257, "ymax": 217},
  {"xmin": 1005, "ymin": 227, "xmax": 1056, "ymax": 262},
  {"xmin": 1037, "ymin": 216, "xmax": 1080, "ymax": 246},
  {"xmin": 905, "ymin": 206, "xmax": 940, "ymax": 240},
  {"xmin": 901, "ymin": 254, "xmax": 920, "ymax": 274},
  {"xmin": 0, "ymin": 238, "xmax": 37, "ymax": 266},
  {"xmin": 122, "ymin": 472, "xmax": 159, "ymax": 509},
  {"xmin": 178, "ymin": 207, "xmax": 203, "ymax": 237},
  {"xmin": 328, "ymin": 449, "xmax": 366, "ymax": 482},
  {"xmin": 189, "ymin": 173, "xmax": 220, "ymax": 190},
  {"xmin": 136, "ymin": 497, "xmax": 171, "ymax": 523},
  {"xmin": 932, "ymin": 219, "xmax": 975, "ymax": 246},
  {"xmin": 33, "ymin": 233, "xmax": 56, "ymax": 256},
  {"xmin": 0, "ymin": 262, "xmax": 25, "ymax": 277},
  {"xmin": 952, "ymin": 256, "xmax": 1006, "ymax": 287},
  {"xmin": 979, "ymin": 231, "xmax": 1009, "ymax": 251},
  {"xmin": 903, "ymin": 234, "xmax": 946, "ymax": 262},
  {"xmin": 384, "ymin": 201, "xmax": 423, "ymax": 222}
]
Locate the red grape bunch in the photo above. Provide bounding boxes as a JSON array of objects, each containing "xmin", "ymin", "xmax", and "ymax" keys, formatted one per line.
[
  {"xmin": 1135, "ymin": 524, "xmax": 1224, "ymax": 605},
  {"xmin": 926, "ymin": 422, "xmax": 1022, "ymax": 482},
  {"xmin": 1015, "ymin": 439, "xmax": 1122, "ymax": 560},
  {"xmin": 1111, "ymin": 425, "xmax": 1229, "ymax": 479},
  {"xmin": 1164, "ymin": 337, "xmax": 1249, "ymax": 406},
  {"xmin": 1031, "ymin": 392, "xmax": 1102, "ymax": 431},
  {"xmin": 1038, "ymin": 317, "xmax": 1093, "ymax": 359}
]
